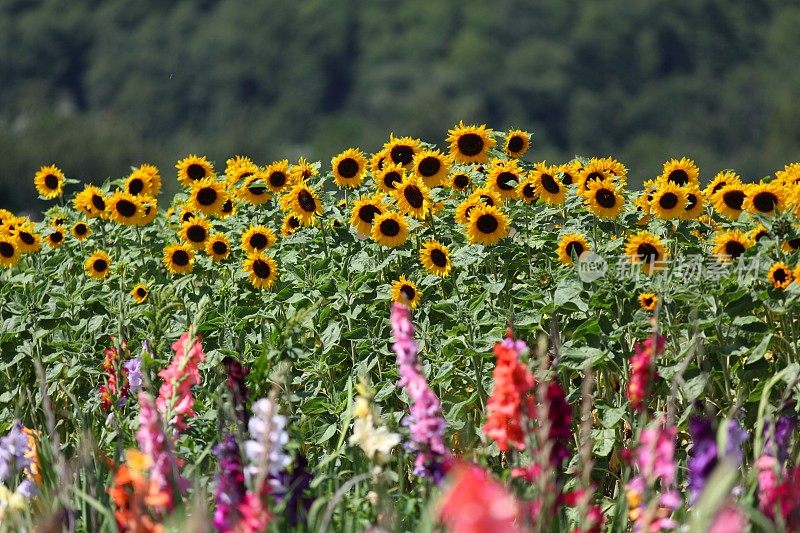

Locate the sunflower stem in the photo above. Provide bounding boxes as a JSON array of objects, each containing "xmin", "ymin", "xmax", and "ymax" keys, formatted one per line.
[{"xmin": 318, "ymin": 216, "xmax": 330, "ymax": 259}]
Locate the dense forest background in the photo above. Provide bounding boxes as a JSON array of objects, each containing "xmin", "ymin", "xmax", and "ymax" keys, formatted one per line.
[{"xmin": 2, "ymin": 0, "xmax": 799, "ymax": 212}]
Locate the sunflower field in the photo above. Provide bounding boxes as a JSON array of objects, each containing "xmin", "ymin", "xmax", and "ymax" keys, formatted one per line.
[{"xmin": 1, "ymin": 123, "xmax": 800, "ymax": 532}]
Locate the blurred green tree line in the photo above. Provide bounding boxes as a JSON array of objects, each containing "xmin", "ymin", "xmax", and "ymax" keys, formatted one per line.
[{"xmin": 1, "ymin": 0, "xmax": 799, "ymax": 211}]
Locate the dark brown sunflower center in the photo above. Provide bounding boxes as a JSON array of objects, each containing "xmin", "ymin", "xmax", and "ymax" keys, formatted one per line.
[
  {"xmin": 197, "ymin": 187, "xmax": 218, "ymax": 206},
  {"xmin": 418, "ymin": 157, "xmax": 441, "ymax": 177},
  {"xmin": 75, "ymin": 224, "xmax": 87, "ymax": 235},
  {"xmin": 585, "ymin": 172, "xmax": 604, "ymax": 185},
  {"xmin": 773, "ymin": 268, "xmax": 789, "ymax": 283},
  {"xmin": 384, "ymin": 171, "xmax": 402, "ymax": 189},
  {"xmin": 128, "ymin": 178, "xmax": 145, "ymax": 195},
  {"xmin": 788, "ymin": 238, "xmax": 800, "ymax": 250},
  {"xmin": 667, "ymin": 169, "xmax": 689, "ymax": 186},
  {"xmin": 249, "ymin": 233, "xmax": 268, "ymax": 250},
  {"xmin": 298, "ymin": 190, "xmax": 317, "ymax": 213},
  {"xmin": 0, "ymin": 242, "xmax": 14, "ymax": 257},
  {"xmin": 752, "ymin": 192, "xmax": 778, "ymax": 213},
  {"xmin": 457, "ymin": 133, "xmax": 484, "ymax": 157},
  {"xmin": 93, "ymin": 259, "xmax": 108, "ymax": 272},
  {"xmin": 561, "ymin": 173, "xmax": 574, "ymax": 186},
  {"xmin": 430, "ymin": 248, "xmax": 448, "ymax": 267},
  {"xmin": 400, "ymin": 284, "xmax": 416, "ymax": 301},
  {"xmin": 50, "ymin": 231, "xmax": 63, "ymax": 243},
  {"xmin": 269, "ymin": 172, "xmax": 287, "ymax": 188},
  {"xmin": 686, "ymin": 194, "xmax": 698, "ymax": 210},
  {"xmin": 479, "ymin": 195, "xmax": 495, "ymax": 206},
  {"xmin": 212, "ymin": 241, "xmax": 228, "ymax": 255},
  {"xmin": 711, "ymin": 181, "xmax": 727, "ymax": 195},
  {"xmin": 182, "ymin": 211, "xmax": 195, "ymax": 222},
  {"xmin": 476, "ymin": 214, "xmax": 499, "ymax": 234},
  {"xmin": 288, "ymin": 216, "xmax": 300, "ymax": 229},
  {"xmin": 453, "ymin": 174, "xmax": 469, "ymax": 189},
  {"xmin": 723, "ymin": 190, "xmax": 745, "ymax": 210},
  {"xmin": 754, "ymin": 230, "xmax": 768, "ymax": 242},
  {"xmin": 116, "ymin": 200, "xmax": 137, "ymax": 218},
  {"xmin": 497, "ymin": 172, "xmax": 518, "ymax": 190},
  {"xmin": 379, "ymin": 218, "xmax": 400, "ymax": 237},
  {"xmin": 187, "ymin": 164, "xmax": 207, "ymax": 181},
  {"xmin": 337, "ymin": 158, "xmax": 359, "ymax": 179},
  {"xmin": 507, "ymin": 136, "xmax": 524, "ymax": 153},
  {"xmin": 358, "ymin": 204, "xmax": 382, "ymax": 224},
  {"xmin": 565, "ymin": 241, "xmax": 584, "ymax": 258},
  {"xmin": 643, "ymin": 297, "xmax": 653, "ymax": 306},
  {"xmin": 136, "ymin": 288, "xmax": 147, "ymax": 298},
  {"xmin": 187, "ymin": 225, "xmax": 207, "ymax": 243},
  {"xmin": 541, "ymin": 174, "xmax": 560, "ymax": 194},
  {"xmin": 222, "ymin": 199, "xmax": 234, "ymax": 213},
  {"xmin": 658, "ymin": 192, "xmax": 678, "ymax": 210},
  {"xmin": 522, "ymin": 183, "xmax": 536, "ymax": 198},
  {"xmin": 91, "ymin": 194, "xmax": 106, "ymax": 211},
  {"xmin": 596, "ymin": 189, "xmax": 617, "ymax": 209},
  {"xmin": 403, "ymin": 185, "xmax": 424, "ymax": 209},
  {"xmin": 636, "ymin": 243, "xmax": 659, "ymax": 263},
  {"xmin": 247, "ymin": 182, "xmax": 267, "ymax": 195},
  {"xmin": 390, "ymin": 145, "xmax": 414, "ymax": 165},
  {"xmin": 172, "ymin": 250, "xmax": 189, "ymax": 266},
  {"xmin": 725, "ymin": 241, "xmax": 746, "ymax": 259},
  {"xmin": 44, "ymin": 174, "xmax": 59, "ymax": 190},
  {"xmin": 252, "ymin": 259, "xmax": 271, "ymax": 279},
  {"xmin": 19, "ymin": 232, "xmax": 34, "ymax": 245}
]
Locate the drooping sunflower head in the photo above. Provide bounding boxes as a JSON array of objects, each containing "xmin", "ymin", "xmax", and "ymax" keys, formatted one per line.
[
  {"xmin": 661, "ymin": 157, "xmax": 699, "ymax": 188},
  {"xmin": 391, "ymin": 275, "xmax": 422, "ymax": 309},
  {"xmin": 108, "ymin": 191, "xmax": 143, "ymax": 226},
  {"xmin": 370, "ymin": 211, "xmax": 409, "ymax": 248},
  {"xmin": 487, "ymin": 159, "xmax": 522, "ymax": 200},
  {"xmin": 393, "ymin": 175, "xmax": 430, "ymax": 220},
  {"xmin": 282, "ymin": 183, "xmax": 322, "ymax": 225},
  {"xmin": 163, "ymin": 243, "xmax": 194, "ymax": 275},
  {"xmin": 46, "ymin": 227, "xmax": 65, "ymax": 248},
  {"xmin": 682, "ymin": 187, "xmax": 705, "ymax": 220},
  {"xmin": 189, "ymin": 178, "xmax": 228, "ymax": 216},
  {"xmin": 638, "ymin": 293, "xmax": 658, "ymax": 312},
  {"xmin": 281, "ymin": 213, "xmax": 303, "ymax": 237},
  {"xmin": 241, "ymin": 225, "xmax": 277, "ymax": 254},
  {"xmin": 263, "ymin": 160, "xmax": 293, "ymax": 193},
  {"xmin": 585, "ymin": 179, "xmax": 624, "ymax": 219},
  {"xmin": 504, "ymin": 129, "xmax": 531, "ymax": 158},
  {"xmin": 448, "ymin": 170, "xmax": 472, "ymax": 192},
  {"xmin": 383, "ymin": 135, "xmax": 422, "ymax": 169},
  {"xmin": 712, "ymin": 230, "xmax": 753, "ymax": 263},
  {"xmin": 768, "ymin": 261, "xmax": 793, "ymax": 289},
  {"xmin": 131, "ymin": 284, "xmax": 149, "ymax": 304},
  {"xmin": 206, "ymin": 233, "xmax": 230, "ymax": 261},
  {"xmin": 531, "ymin": 162, "xmax": 566, "ymax": 205},
  {"xmin": 419, "ymin": 240, "xmax": 452, "ymax": 278},
  {"xmin": 556, "ymin": 233, "xmax": 590, "ymax": 266},
  {"xmin": 34, "ymin": 164, "xmax": 65, "ymax": 199},
  {"xmin": 243, "ymin": 252, "xmax": 279, "ymax": 290},
  {"xmin": 374, "ymin": 162, "xmax": 406, "ymax": 194},
  {"xmin": 413, "ymin": 149, "xmax": 451, "ymax": 188},
  {"xmin": 0, "ymin": 234, "xmax": 20, "ymax": 268},
  {"xmin": 350, "ymin": 194, "xmax": 386, "ymax": 236},
  {"xmin": 239, "ymin": 173, "xmax": 272, "ymax": 205},
  {"xmin": 650, "ymin": 182, "xmax": 688, "ymax": 220},
  {"xmin": 74, "ymin": 185, "xmax": 108, "ymax": 218},
  {"xmin": 705, "ymin": 170, "xmax": 741, "ymax": 199},
  {"xmin": 446, "ymin": 121, "xmax": 496, "ymax": 164},
  {"xmin": 176, "ymin": 155, "xmax": 215, "ymax": 187},
  {"xmin": 577, "ymin": 160, "xmax": 609, "ymax": 193},
  {"xmin": 331, "ymin": 148, "xmax": 368, "ymax": 188},
  {"xmin": 179, "ymin": 216, "xmax": 212, "ymax": 250},
  {"xmin": 466, "ymin": 204, "xmax": 510, "ymax": 246},
  {"xmin": 85, "ymin": 250, "xmax": 112, "ymax": 279},
  {"xmin": 291, "ymin": 157, "xmax": 318, "ymax": 183},
  {"xmin": 712, "ymin": 184, "xmax": 747, "ymax": 220},
  {"xmin": 743, "ymin": 182, "xmax": 784, "ymax": 215},
  {"xmin": 624, "ymin": 231, "xmax": 668, "ymax": 273}
]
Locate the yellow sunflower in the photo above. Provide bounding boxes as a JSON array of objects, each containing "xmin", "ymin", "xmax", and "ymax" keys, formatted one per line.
[
  {"xmin": 176, "ymin": 155, "xmax": 214, "ymax": 187},
  {"xmin": 131, "ymin": 284, "xmax": 148, "ymax": 304},
  {"xmin": 281, "ymin": 214, "xmax": 303, "ymax": 237},
  {"xmin": 263, "ymin": 160, "xmax": 293, "ymax": 193},
  {"xmin": 206, "ymin": 233, "xmax": 230, "ymax": 261},
  {"xmin": 751, "ymin": 224, "xmax": 770, "ymax": 243},
  {"xmin": 107, "ymin": 191, "xmax": 143, "ymax": 226},
  {"xmin": 531, "ymin": 163, "xmax": 566, "ymax": 205},
  {"xmin": 179, "ymin": 216, "xmax": 212, "ymax": 250},
  {"xmin": 446, "ymin": 121, "xmax": 496, "ymax": 164},
  {"xmin": 712, "ymin": 230, "xmax": 752, "ymax": 262},
  {"xmin": 239, "ymin": 173, "xmax": 272, "ymax": 205},
  {"xmin": 374, "ymin": 162, "xmax": 406, "ymax": 194},
  {"xmin": 743, "ymin": 182, "xmax": 785, "ymax": 215},
  {"xmin": 331, "ymin": 148, "xmax": 368, "ymax": 188},
  {"xmin": 420, "ymin": 240, "xmax": 452, "ymax": 277},
  {"xmin": 768, "ymin": 261, "xmax": 793, "ymax": 289},
  {"xmin": 383, "ymin": 135, "xmax": 421, "ymax": 169},
  {"xmin": 556, "ymin": 233, "xmax": 590, "ymax": 266},
  {"xmin": 455, "ymin": 198, "xmax": 481, "ymax": 225},
  {"xmin": 0, "ymin": 234, "xmax": 20, "ymax": 268},
  {"xmin": 660, "ymin": 157, "xmax": 699, "ymax": 187},
  {"xmin": 466, "ymin": 204, "xmax": 509, "ymax": 246},
  {"xmin": 219, "ymin": 195, "xmax": 236, "ymax": 218},
  {"xmin": 179, "ymin": 205, "xmax": 198, "ymax": 224},
  {"xmin": 14, "ymin": 223, "xmax": 41, "ymax": 254},
  {"xmin": 585, "ymin": 179, "xmax": 624, "ymax": 219},
  {"xmin": 704, "ymin": 170, "xmax": 741, "ymax": 199},
  {"xmin": 85, "ymin": 250, "xmax": 112, "ymax": 279},
  {"xmin": 369, "ymin": 149, "xmax": 388, "ymax": 175},
  {"xmin": 393, "ymin": 175, "xmax": 430, "ymax": 219},
  {"xmin": 189, "ymin": 178, "xmax": 228, "ymax": 216},
  {"xmin": 558, "ymin": 161, "xmax": 581, "ymax": 187},
  {"xmin": 596, "ymin": 157, "xmax": 628, "ymax": 182},
  {"xmin": 74, "ymin": 186, "xmax": 107, "ymax": 218},
  {"xmin": 711, "ymin": 184, "xmax": 747, "ymax": 220},
  {"xmin": 650, "ymin": 182, "xmax": 688, "ymax": 220},
  {"xmin": 46, "ymin": 227, "xmax": 65, "ymax": 248},
  {"xmin": 517, "ymin": 175, "xmax": 539, "ymax": 204},
  {"xmin": 576, "ymin": 160, "xmax": 609, "ymax": 194},
  {"xmin": 243, "ymin": 252, "xmax": 279, "ymax": 289},
  {"xmin": 350, "ymin": 194, "xmax": 387, "ymax": 236},
  {"xmin": 0, "ymin": 209, "xmax": 14, "ymax": 230},
  {"xmin": 487, "ymin": 159, "xmax": 522, "ymax": 200},
  {"xmin": 448, "ymin": 171, "xmax": 472, "ymax": 192},
  {"xmin": 139, "ymin": 198, "xmax": 158, "ymax": 225},
  {"xmin": 291, "ymin": 157, "xmax": 318, "ymax": 182},
  {"xmin": 638, "ymin": 293, "xmax": 658, "ymax": 312},
  {"xmin": 225, "ymin": 155, "xmax": 255, "ymax": 180},
  {"xmin": 504, "ymin": 129, "xmax": 531, "ymax": 158},
  {"xmin": 226, "ymin": 161, "xmax": 259, "ymax": 188},
  {"xmin": 682, "ymin": 187, "xmax": 704, "ymax": 220},
  {"xmin": 370, "ymin": 211, "xmax": 409, "ymax": 248},
  {"xmin": 624, "ymin": 232, "xmax": 668, "ymax": 273},
  {"xmin": 468, "ymin": 187, "xmax": 503, "ymax": 208},
  {"xmin": 241, "ymin": 225, "xmax": 277, "ymax": 254},
  {"xmin": 391, "ymin": 275, "xmax": 422, "ymax": 309},
  {"xmin": 282, "ymin": 183, "xmax": 322, "ymax": 225},
  {"xmin": 794, "ymin": 264, "xmax": 800, "ymax": 285},
  {"xmin": 163, "ymin": 243, "xmax": 194, "ymax": 275},
  {"xmin": 124, "ymin": 171, "xmax": 148, "ymax": 197},
  {"xmin": 34, "ymin": 164, "xmax": 65, "ymax": 199},
  {"xmin": 413, "ymin": 149, "xmax": 451, "ymax": 188}
]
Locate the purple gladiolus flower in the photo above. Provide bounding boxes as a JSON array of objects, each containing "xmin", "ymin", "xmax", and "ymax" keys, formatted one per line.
[
  {"xmin": 123, "ymin": 356, "xmax": 142, "ymax": 394},
  {"xmin": 0, "ymin": 420, "xmax": 32, "ymax": 482},
  {"xmin": 764, "ymin": 415, "xmax": 797, "ymax": 462},
  {"xmin": 213, "ymin": 434, "xmax": 247, "ymax": 532},
  {"xmin": 688, "ymin": 415, "xmax": 718, "ymax": 504},
  {"xmin": 725, "ymin": 419, "xmax": 749, "ymax": 468}
]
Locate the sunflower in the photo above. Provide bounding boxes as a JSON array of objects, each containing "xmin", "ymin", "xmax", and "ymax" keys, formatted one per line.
[
  {"xmin": 448, "ymin": 171, "xmax": 471, "ymax": 192},
  {"xmin": 393, "ymin": 175, "xmax": 430, "ymax": 219},
  {"xmin": 624, "ymin": 231, "xmax": 668, "ymax": 273},
  {"xmin": 243, "ymin": 252, "xmax": 279, "ymax": 289},
  {"xmin": 650, "ymin": 182, "xmax": 687, "ymax": 220},
  {"xmin": 34, "ymin": 164, "xmax": 65, "ymax": 199},
  {"xmin": 179, "ymin": 217, "xmax": 212, "ymax": 250},
  {"xmin": 85, "ymin": 250, "xmax": 112, "ymax": 279},
  {"xmin": 239, "ymin": 173, "xmax": 272, "ymax": 205},
  {"xmin": 291, "ymin": 157, "xmax": 318, "ymax": 182},
  {"xmin": 466, "ymin": 204, "xmax": 509, "ymax": 246},
  {"xmin": 531, "ymin": 163, "xmax": 566, "ymax": 205},
  {"xmin": 413, "ymin": 149, "xmax": 451, "ymax": 188},
  {"xmin": 74, "ymin": 185, "xmax": 107, "ymax": 218},
  {"xmin": 124, "ymin": 172, "xmax": 148, "ymax": 197},
  {"xmin": 263, "ymin": 160, "xmax": 293, "ymax": 193},
  {"xmin": 206, "ymin": 233, "xmax": 230, "ymax": 261},
  {"xmin": 350, "ymin": 194, "xmax": 387, "ymax": 236},
  {"xmin": 0, "ymin": 209, "xmax": 14, "ymax": 230},
  {"xmin": 281, "ymin": 214, "xmax": 302, "ymax": 237},
  {"xmin": 179, "ymin": 205, "xmax": 198, "ymax": 223},
  {"xmin": 46, "ymin": 227, "xmax": 65, "ymax": 248},
  {"xmin": 331, "ymin": 148, "xmax": 367, "ymax": 188},
  {"xmin": 504, "ymin": 129, "xmax": 530, "ymax": 158},
  {"xmin": 638, "ymin": 293, "xmax": 658, "ymax": 312},
  {"xmin": 558, "ymin": 161, "xmax": 581, "ymax": 187},
  {"xmin": 682, "ymin": 187, "xmax": 704, "ymax": 220},
  {"xmin": 374, "ymin": 162, "xmax": 406, "ymax": 194},
  {"xmin": 556, "ymin": 233, "xmax": 590, "ymax": 266},
  {"xmin": 225, "ymin": 155, "xmax": 254, "ymax": 178},
  {"xmin": 420, "ymin": 240, "xmax": 452, "ymax": 277},
  {"xmin": 383, "ymin": 135, "xmax": 421, "ymax": 168},
  {"xmin": 585, "ymin": 179, "xmax": 624, "ymax": 219},
  {"xmin": 704, "ymin": 171, "xmax": 741, "ymax": 198},
  {"xmin": 391, "ymin": 275, "xmax": 422, "ymax": 309},
  {"xmin": 596, "ymin": 157, "xmax": 628, "ymax": 182},
  {"xmin": 163, "ymin": 243, "xmax": 194, "ymax": 275},
  {"xmin": 455, "ymin": 199, "xmax": 480, "ymax": 225},
  {"xmin": 371, "ymin": 211, "xmax": 409, "ymax": 248},
  {"xmin": 176, "ymin": 155, "xmax": 214, "ymax": 187},
  {"xmin": 712, "ymin": 230, "xmax": 752, "ymax": 262},
  {"xmin": 107, "ymin": 191, "xmax": 143, "ymax": 226},
  {"xmin": 446, "ymin": 122, "xmax": 496, "ymax": 164},
  {"xmin": 576, "ymin": 160, "xmax": 609, "ymax": 193},
  {"xmin": 487, "ymin": 159, "xmax": 522, "ymax": 200},
  {"xmin": 751, "ymin": 224, "xmax": 770, "ymax": 243},
  {"xmin": 661, "ymin": 157, "xmax": 699, "ymax": 187},
  {"xmin": 282, "ymin": 183, "xmax": 322, "ymax": 225},
  {"xmin": 768, "ymin": 262, "xmax": 793, "ymax": 289},
  {"xmin": 517, "ymin": 175, "xmax": 539, "ymax": 204},
  {"xmin": 711, "ymin": 184, "xmax": 747, "ymax": 220},
  {"xmin": 369, "ymin": 149, "xmax": 388, "ymax": 174},
  {"xmin": 226, "ymin": 161, "xmax": 259, "ymax": 188},
  {"xmin": 131, "ymin": 284, "xmax": 148, "ymax": 304},
  {"xmin": 241, "ymin": 225, "xmax": 277, "ymax": 254},
  {"xmin": 743, "ymin": 182, "xmax": 784, "ymax": 215},
  {"xmin": 14, "ymin": 223, "xmax": 41, "ymax": 254},
  {"xmin": 468, "ymin": 187, "xmax": 503, "ymax": 208},
  {"xmin": 219, "ymin": 195, "xmax": 237, "ymax": 218},
  {"xmin": 0, "ymin": 234, "xmax": 20, "ymax": 268},
  {"xmin": 189, "ymin": 178, "xmax": 228, "ymax": 216}
]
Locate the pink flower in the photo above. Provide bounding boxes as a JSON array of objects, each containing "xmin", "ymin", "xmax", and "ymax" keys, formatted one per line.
[
  {"xmin": 156, "ymin": 332, "xmax": 206, "ymax": 431},
  {"xmin": 709, "ymin": 504, "xmax": 748, "ymax": 533},
  {"xmin": 136, "ymin": 392, "xmax": 185, "ymax": 511}
]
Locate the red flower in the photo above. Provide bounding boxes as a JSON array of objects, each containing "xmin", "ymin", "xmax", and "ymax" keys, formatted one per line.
[{"xmin": 627, "ymin": 334, "xmax": 665, "ymax": 412}]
